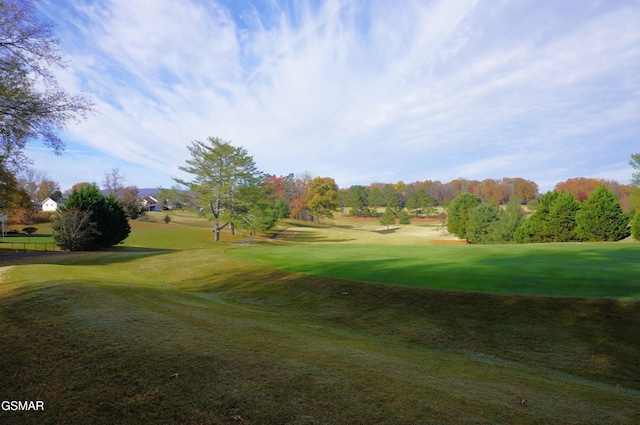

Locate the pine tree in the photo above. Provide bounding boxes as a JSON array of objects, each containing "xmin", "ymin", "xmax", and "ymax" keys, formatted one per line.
[
  {"xmin": 446, "ymin": 193, "xmax": 481, "ymax": 240},
  {"xmin": 495, "ymin": 195, "xmax": 525, "ymax": 242},
  {"xmin": 380, "ymin": 207, "xmax": 396, "ymax": 229},
  {"xmin": 575, "ymin": 185, "xmax": 631, "ymax": 241},
  {"xmin": 175, "ymin": 137, "xmax": 263, "ymax": 241},
  {"xmin": 467, "ymin": 202, "xmax": 500, "ymax": 243},
  {"xmin": 398, "ymin": 209, "xmax": 411, "ymax": 225},
  {"xmin": 516, "ymin": 191, "xmax": 579, "ymax": 243}
]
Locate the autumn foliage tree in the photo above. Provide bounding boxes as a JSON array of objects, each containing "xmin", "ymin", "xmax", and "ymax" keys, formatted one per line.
[
  {"xmin": 306, "ymin": 177, "xmax": 339, "ymax": 222},
  {"xmin": 556, "ymin": 177, "xmax": 610, "ymax": 202}
]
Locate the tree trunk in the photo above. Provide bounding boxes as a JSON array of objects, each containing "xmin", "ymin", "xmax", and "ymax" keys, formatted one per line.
[
  {"xmin": 230, "ymin": 221, "xmax": 235, "ymax": 235},
  {"xmin": 213, "ymin": 220, "xmax": 220, "ymax": 242}
]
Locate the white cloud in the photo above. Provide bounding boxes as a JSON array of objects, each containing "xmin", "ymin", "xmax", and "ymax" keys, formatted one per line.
[{"xmin": 30, "ymin": 0, "xmax": 640, "ymax": 191}]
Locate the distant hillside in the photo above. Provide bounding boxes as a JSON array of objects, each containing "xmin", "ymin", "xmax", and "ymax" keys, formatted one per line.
[
  {"xmin": 99, "ymin": 188, "xmax": 166, "ymax": 198},
  {"xmin": 138, "ymin": 188, "xmax": 165, "ymax": 198}
]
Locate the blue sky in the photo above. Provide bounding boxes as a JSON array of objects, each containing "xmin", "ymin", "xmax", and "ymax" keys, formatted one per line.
[{"xmin": 28, "ymin": 0, "xmax": 640, "ymax": 192}]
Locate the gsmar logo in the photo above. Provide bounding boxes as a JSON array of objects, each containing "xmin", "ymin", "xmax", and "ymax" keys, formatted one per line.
[{"xmin": 1, "ymin": 401, "xmax": 45, "ymax": 411}]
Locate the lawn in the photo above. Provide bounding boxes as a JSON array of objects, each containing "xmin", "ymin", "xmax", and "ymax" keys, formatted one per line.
[
  {"xmin": 230, "ymin": 242, "xmax": 640, "ymax": 298},
  {"xmin": 1, "ymin": 217, "xmax": 639, "ymax": 424}
]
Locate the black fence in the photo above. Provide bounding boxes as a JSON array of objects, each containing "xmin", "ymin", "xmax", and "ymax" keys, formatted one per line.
[{"xmin": 0, "ymin": 242, "xmax": 60, "ymax": 253}]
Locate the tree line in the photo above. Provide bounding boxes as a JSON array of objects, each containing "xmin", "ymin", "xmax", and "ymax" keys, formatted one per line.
[
  {"xmin": 1, "ymin": 3, "xmax": 638, "ymax": 248},
  {"xmin": 447, "ymin": 187, "xmax": 636, "ymax": 244},
  {"xmin": 166, "ymin": 137, "xmax": 640, "ymax": 244}
]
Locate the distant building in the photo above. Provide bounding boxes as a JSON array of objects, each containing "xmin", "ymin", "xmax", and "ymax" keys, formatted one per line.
[
  {"xmin": 41, "ymin": 197, "xmax": 59, "ymax": 212},
  {"xmin": 139, "ymin": 196, "xmax": 159, "ymax": 211}
]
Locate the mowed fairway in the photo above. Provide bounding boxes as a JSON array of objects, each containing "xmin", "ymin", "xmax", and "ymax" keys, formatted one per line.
[
  {"xmin": 231, "ymin": 241, "xmax": 640, "ymax": 298},
  {"xmin": 1, "ymin": 213, "xmax": 640, "ymax": 424}
]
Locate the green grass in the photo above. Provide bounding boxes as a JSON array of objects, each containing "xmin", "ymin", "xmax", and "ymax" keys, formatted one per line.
[
  {"xmin": 1, "ymin": 218, "xmax": 639, "ymax": 424},
  {"xmin": 230, "ymin": 242, "xmax": 640, "ymax": 298}
]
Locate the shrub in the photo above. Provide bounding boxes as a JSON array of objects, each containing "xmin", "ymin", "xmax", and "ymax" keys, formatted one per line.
[
  {"xmin": 52, "ymin": 209, "xmax": 100, "ymax": 251},
  {"xmin": 58, "ymin": 185, "xmax": 130, "ymax": 250}
]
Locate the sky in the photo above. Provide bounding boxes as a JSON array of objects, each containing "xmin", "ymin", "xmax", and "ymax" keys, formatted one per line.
[{"xmin": 27, "ymin": 0, "xmax": 640, "ymax": 192}]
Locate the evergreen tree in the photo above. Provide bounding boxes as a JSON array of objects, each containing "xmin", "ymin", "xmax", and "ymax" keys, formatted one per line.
[
  {"xmin": 575, "ymin": 185, "xmax": 631, "ymax": 241},
  {"xmin": 346, "ymin": 185, "xmax": 371, "ymax": 217},
  {"xmin": 369, "ymin": 187, "xmax": 383, "ymax": 208},
  {"xmin": 467, "ymin": 202, "xmax": 500, "ymax": 243},
  {"xmin": 446, "ymin": 193, "xmax": 481, "ymax": 240},
  {"xmin": 405, "ymin": 190, "xmax": 437, "ymax": 217},
  {"xmin": 547, "ymin": 191, "xmax": 580, "ymax": 242},
  {"xmin": 274, "ymin": 198, "xmax": 291, "ymax": 219},
  {"xmin": 381, "ymin": 184, "xmax": 402, "ymax": 209},
  {"xmin": 60, "ymin": 184, "xmax": 130, "ymax": 250},
  {"xmin": 495, "ymin": 195, "xmax": 525, "ymax": 242},
  {"xmin": 398, "ymin": 209, "xmax": 411, "ymax": 225},
  {"xmin": 380, "ymin": 207, "xmax": 396, "ymax": 229},
  {"xmin": 516, "ymin": 191, "xmax": 579, "ymax": 243},
  {"xmin": 175, "ymin": 137, "xmax": 264, "ymax": 241}
]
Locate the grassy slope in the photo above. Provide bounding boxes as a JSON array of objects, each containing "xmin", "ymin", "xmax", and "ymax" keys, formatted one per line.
[{"xmin": 1, "ymin": 216, "xmax": 639, "ymax": 424}]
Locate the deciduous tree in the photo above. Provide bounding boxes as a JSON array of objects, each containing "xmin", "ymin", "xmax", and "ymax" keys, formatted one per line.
[
  {"xmin": 51, "ymin": 209, "xmax": 99, "ymax": 251},
  {"xmin": 632, "ymin": 213, "xmax": 640, "ymax": 241},
  {"xmin": 306, "ymin": 177, "xmax": 339, "ymax": 222},
  {"xmin": 0, "ymin": 0, "xmax": 93, "ymax": 168},
  {"xmin": 630, "ymin": 153, "xmax": 640, "ymax": 188},
  {"xmin": 103, "ymin": 168, "xmax": 125, "ymax": 198}
]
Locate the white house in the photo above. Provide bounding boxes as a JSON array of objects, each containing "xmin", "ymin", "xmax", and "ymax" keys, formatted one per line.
[
  {"xmin": 139, "ymin": 196, "xmax": 160, "ymax": 211},
  {"xmin": 41, "ymin": 197, "xmax": 58, "ymax": 212}
]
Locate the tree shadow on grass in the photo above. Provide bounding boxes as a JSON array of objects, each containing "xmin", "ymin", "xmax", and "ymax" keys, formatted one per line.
[
  {"xmin": 371, "ymin": 227, "xmax": 400, "ymax": 234},
  {"xmin": 275, "ymin": 229, "xmax": 356, "ymax": 243},
  {"xmin": 0, "ymin": 247, "xmax": 178, "ymax": 267},
  {"xmin": 190, "ymin": 263, "xmax": 640, "ymax": 392}
]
